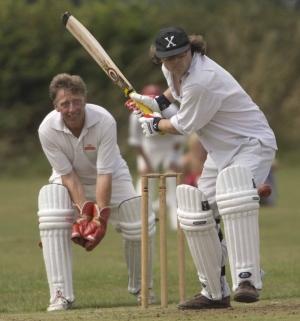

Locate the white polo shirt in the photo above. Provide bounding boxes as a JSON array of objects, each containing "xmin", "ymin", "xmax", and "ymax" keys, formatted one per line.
[
  {"xmin": 167, "ymin": 54, "xmax": 277, "ymax": 169},
  {"xmin": 38, "ymin": 104, "xmax": 130, "ymax": 185}
]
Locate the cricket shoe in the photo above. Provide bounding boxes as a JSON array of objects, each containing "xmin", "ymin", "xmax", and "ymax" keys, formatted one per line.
[
  {"xmin": 135, "ymin": 289, "xmax": 156, "ymax": 305},
  {"xmin": 233, "ymin": 281, "xmax": 259, "ymax": 303},
  {"xmin": 47, "ymin": 290, "xmax": 74, "ymax": 312},
  {"xmin": 177, "ymin": 293, "xmax": 231, "ymax": 310}
]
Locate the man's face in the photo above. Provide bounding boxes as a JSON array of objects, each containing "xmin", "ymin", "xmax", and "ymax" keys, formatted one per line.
[
  {"xmin": 54, "ymin": 89, "xmax": 86, "ymax": 130},
  {"xmin": 161, "ymin": 50, "xmax": 192, "ymax": 76}
]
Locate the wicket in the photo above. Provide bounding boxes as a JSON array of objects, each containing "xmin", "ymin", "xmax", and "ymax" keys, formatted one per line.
[{"xmin": 141, "ymin": 173, "xmax": 185, "ymax": 308}]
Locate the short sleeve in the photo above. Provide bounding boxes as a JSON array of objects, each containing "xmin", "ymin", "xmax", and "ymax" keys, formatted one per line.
[
  {"xmin": 38, "ymin": 131, "xmax": 72, "ymax": 176},
  {"xmin": 96, "ymin": 116, "xmax": 118, "ymax": 174}
]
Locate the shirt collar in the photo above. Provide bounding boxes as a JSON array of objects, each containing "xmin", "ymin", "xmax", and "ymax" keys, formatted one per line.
[{"xmin": 183, "ymin": 52, "xmax": 199, "ymax": 79}]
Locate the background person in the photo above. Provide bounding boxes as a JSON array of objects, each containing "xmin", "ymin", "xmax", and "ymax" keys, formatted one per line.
[
  {"xmin": 129, "ymin": 27, "xmax": 277, "ymax": 310},
  {"xmin": 128, "ymin": 84, "xmax": 184, "ymax": 230},
  {"xmin": 180, "ymin": 133, "xmax": 207, "ymax": 187},
  {"xmin": 37, "ymin": 73, "xmax": 155, "ymax": 311}
]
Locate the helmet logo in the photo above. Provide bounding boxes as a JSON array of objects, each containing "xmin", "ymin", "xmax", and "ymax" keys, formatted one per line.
[{"xmin": 164, "ymin": 36, "xmax": 176, "ymax": 48}]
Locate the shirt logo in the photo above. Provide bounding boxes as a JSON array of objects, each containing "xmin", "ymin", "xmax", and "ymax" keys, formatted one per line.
[
  {"xmin": 165, "ymin": 36, "xmax": 176, "ymax": 48},
  {"xmin": 84, "ymin": 144, "xmax": 96, "ymax": 151}
]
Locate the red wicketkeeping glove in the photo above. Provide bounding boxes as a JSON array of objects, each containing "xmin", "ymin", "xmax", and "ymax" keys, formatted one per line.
[
  {"xmin": 83, "ymin": 206, "xmax": 110, "ymax": 251},
  {"xmin": 71, "ymin": 201, "xmax": 94, "ymax": 248},
  {"xmin": 71, "ymin": 201, "xmax": 110, "ymax": 251}
]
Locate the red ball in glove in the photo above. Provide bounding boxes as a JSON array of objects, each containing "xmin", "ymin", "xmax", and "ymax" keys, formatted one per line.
[{"xmin": 71, "ymin": 201, "xmax": 110, "ymax": 251}]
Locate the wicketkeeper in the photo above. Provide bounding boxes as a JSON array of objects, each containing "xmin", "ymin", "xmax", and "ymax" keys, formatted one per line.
[
  {"xmin": 128, "ymin": 27, "xmax": 277, "ymax": 309},
  {"xmin": 37, "ymin": 73, "xmax": 155, "ymax": 311}
]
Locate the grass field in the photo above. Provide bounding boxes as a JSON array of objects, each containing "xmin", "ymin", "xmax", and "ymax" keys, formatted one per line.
[{"xmin": 0, "ymin": 166, "xmax": 299, "ymax": 321}]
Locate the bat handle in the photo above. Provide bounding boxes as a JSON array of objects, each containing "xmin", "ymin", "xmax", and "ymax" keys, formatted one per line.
[
  {"xmin": 124, "ymin": 88, "xmax": 153, "ymax": 115},
  {"xmin": 62, "ymin": 11, "xmax": 71, "ymax": 26},
  {"xmin": 124, "ymin": 88, "xmax": 133, "ymax": 97},
  {"xmin": 136, "ymin": 102, "xmax": 153, "ymax": 115}
]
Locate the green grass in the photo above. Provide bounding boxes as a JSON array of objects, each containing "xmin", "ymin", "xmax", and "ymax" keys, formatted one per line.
[{"xmin": 0, "ymin": 166, "xmax": 299, "ymax": 320}]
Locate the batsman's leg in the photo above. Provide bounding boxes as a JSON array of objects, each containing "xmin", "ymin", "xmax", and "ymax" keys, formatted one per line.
[
  {"xmin": 117, "ymin": 196, "xmax": 156, "ymax": 304},
  {"xmin": 216, "ymin": 165, "xmax": 261, "ymax": 303},
  {"xmin": 38, "ymin": 184, "xmax": 75, "ymax": 312},
  {"xmin": 176, "ymin": 184, "xmax": 231, "ymax": 310}
]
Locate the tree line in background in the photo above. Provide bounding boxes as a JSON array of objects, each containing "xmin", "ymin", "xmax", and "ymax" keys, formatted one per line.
[{"xmin": 0, "ymin": 0, "xmax": 299, "ymax": 173}]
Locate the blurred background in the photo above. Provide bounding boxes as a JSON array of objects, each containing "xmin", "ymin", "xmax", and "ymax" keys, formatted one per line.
[
  {"xmin": 1, "ymin": 1, "xmax": 300, "ymax": 316},
  {"xmin": 0, "ymin": 0, "xmax": 300, "ymax": 176}
]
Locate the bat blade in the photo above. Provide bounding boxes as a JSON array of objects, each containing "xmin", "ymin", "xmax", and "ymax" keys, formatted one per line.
[
  {"xmin": 62, "ymin": 12, "xmax": 153, "ymax": 114},
  {"xmin": 63, "ymin": 12, "xmax": 132, "ymax": 92}
]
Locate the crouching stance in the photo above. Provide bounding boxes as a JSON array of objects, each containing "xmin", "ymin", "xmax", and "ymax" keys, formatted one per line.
[
  {"xmin": 38, "ymin": 185, "xmax": 155, "ymax": 311},
  {"xmin": 37, "ymin": 73, "xmax": 155, "ymax": 311}
]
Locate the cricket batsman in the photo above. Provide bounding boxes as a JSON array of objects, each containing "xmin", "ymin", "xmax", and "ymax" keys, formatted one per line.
[{"xmin": 128, "ymin": 27, "xmax": 277, "ymax": 309}]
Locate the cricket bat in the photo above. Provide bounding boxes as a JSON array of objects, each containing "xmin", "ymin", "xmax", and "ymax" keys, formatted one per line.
[{"xmin": 62, "ymin": 11, "xmax": 153, "ymax": 114}]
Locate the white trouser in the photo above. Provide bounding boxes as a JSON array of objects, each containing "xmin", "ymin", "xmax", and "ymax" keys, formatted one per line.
[{"xmin": 198, "ymin": 139, "xmax": 275, "ymax": 207}]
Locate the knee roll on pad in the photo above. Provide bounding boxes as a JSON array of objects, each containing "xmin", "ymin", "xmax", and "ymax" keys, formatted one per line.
[
  {"xmin": 38, "ymin": 184, "xmax": 74, "ymax": 229},
  {"xmin": 216, "ymin": 165, "xmax": 262, "ymax": 290},
  {"xmin": 118, "ymin": 196, "xmax": 156, "ymax": 240},
  {"xmin": 177, "ymin": 184, "xmax": 223, "ymax": 300},
  {"xmin": 38, "ymin": 184, "xmax": 75, "ymax": 304}
]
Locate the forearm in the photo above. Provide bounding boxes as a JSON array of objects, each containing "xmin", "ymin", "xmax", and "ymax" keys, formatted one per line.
[
  {"xmin": 158, "ymin": 118, "xmax": 180, "ymax": 134},
  {"xmin": 61, "ymin": 170, "xmax": 86, "ymax": 206},
  {"xmin": 96, "ymin": 174, "xmax": 112, "ymax": 209}
]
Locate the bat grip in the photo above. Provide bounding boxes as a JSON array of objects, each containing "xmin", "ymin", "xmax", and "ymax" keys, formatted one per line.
[
  {"xmin": 124, "ymin": 88, "xmax": 153, "ymax": 115},
  {"xmin": 135, "ymin": 102, "xmax": 153, "ymax": 115},
  {"xmin": 124, "ymin": 88, "xmax": 133, "ymax": 97}
]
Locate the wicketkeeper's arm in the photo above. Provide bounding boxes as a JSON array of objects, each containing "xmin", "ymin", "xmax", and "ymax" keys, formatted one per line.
[
  {"xmin": 61, "ymin": 170, "xmax": 87, "ymax": 207},
  {"xmin": 96, "ymin": 173, "xmax": 112, "ymax": 209}
]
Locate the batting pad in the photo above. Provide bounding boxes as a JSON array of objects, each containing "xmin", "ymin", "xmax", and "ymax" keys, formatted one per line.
[
  {"xmin": 118, "ymin": 196, "xmax": 155, "ymax": 293},
  {"xmin": 118, "ymin": 196, "xmax": 156, "ymax": 240},
  {"xmin": 177, "ymin": 184, "xmax": 223, "ymax": 300},
  {"xmin": 216, "ymin": 165, "xmax": 261, "ymax": 291},
  {"xmin": 38, "ymin": 184, "xmax": 75, "ymax": 305}
]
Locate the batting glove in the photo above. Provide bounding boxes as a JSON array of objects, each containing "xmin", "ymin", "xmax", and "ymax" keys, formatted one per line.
[
  {"xmin": 130, "ymin": 92, "xmax": 178, "ymax": 119},
  {"xmin": 139, "ymin": 113, "xmax": 162, "ymax": 137},
  {"xmin": 129, "ymin": 92, "xmax": 161, "ymax": 113}
]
